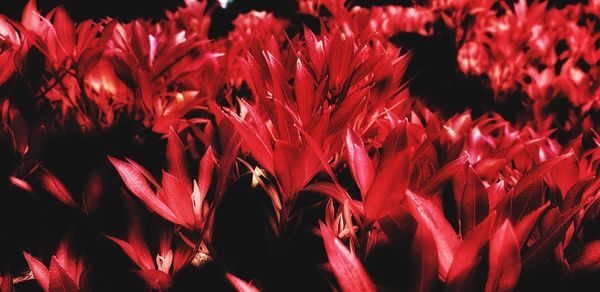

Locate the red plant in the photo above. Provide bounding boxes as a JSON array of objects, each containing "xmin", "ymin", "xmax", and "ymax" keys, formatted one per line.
[{"xmin": 0, "ymin": 0, "xmax": 599, "ymax": 291}]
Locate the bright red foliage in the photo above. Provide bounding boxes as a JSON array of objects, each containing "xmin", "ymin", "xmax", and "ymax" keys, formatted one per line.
[{"xmin": 0, "ymin": 0, "xmax": 599, "ymax": 291}]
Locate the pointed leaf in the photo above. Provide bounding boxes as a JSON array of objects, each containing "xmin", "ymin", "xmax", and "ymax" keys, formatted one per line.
[
  {"xmin": 38, "ymin": 168, "xmax": 78, "ymax": 208},
  {"xmin": 108, "ymin": 157, "xmax": 183, "ymax": 225},
  {"xmin": 226, "ymin": 273, "xmax": 260, "ymax": 292},
  {"xmin": 345, "ymin": 128, "xmax": 374, "ymax": 199},
  {"xmin": 320, "ymin": 222, "xmax": 375, "ymax": 292},
  {"xmin": 48, "ymin": 257, "xmax": 79, "ymax": 292},
  {"xmin": 23, "ymin": 252, "xmax": 49, "ymax": 292},
  {"xmin": 485, "ymin": 221, "xmax": 521, "ymax": 292},
  {"xmin": 405, "ymin": 190, "xmax": 460, "ymax": 279},
  {"xmin": 274, "ymin": 140, "xmax": 305, "ymax": 200},
  {"xmin": 410, "ymin": 224, "xmax": 439, "ymax": 292}
]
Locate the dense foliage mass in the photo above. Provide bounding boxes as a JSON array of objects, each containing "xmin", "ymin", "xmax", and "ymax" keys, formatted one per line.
[{"xmin": 1, "ymin": 0, "xmax": 599, "ymax": 291}]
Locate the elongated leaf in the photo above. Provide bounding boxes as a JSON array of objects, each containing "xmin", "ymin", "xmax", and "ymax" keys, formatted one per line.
[
  {"xmin": 405, "ymin": 190, "xmax": 459, "ymax": 279},
  {"xmin": 320, "ymin": 222, "xmax": 375, "ymax": 292},
  {"xmin": 513, "ymin": 201, "xmax": 550, "ymax": 247},
  {"xmin": 9, "ymin": 176, "xmax": 33, "ymax": 192},
  {"xmin": 23, "ymin": 252, "xmax": 49, "ymax": 292},
  {"xmin": 345, "ymin": 128, "xmax": 374, "ymax": 199},
  {"xmin": 571, "ymin": 240, "xmax": 600, "ymax": 274},
  {"xmin": 226, "ymin": 273, "xmax": 260, "ymax": 292},
  {"xmin": 453, "ymin": 164, "xmax": 488, "ymax": 237},
  {"xmin": 108, "ymin": 157, "xmax": 183, "ymax": 225},
  {"xmin": 167, "ymin": 128, "xmax": 191, "ymax": 188},
  {"xmin": 53, "ymin": 7, "xmax": 75, "ymax": 56},
  {"xmin": 523, "ymin": 195, "xmax": 600, "ymax": 270},
  {"xmin": 364, "ymin": 151, "xmax": 409, "ymax": 222},
  {"xmin": 485, "ymin": 221, "xmax": 521, "ymax": 292},
  {"xmin": 446, "ymin": 212, "xmax": 497, "ymax": 292},
  {"xmin": 136, "ymin": 270, "xmax": 172, "ymax": 291},
  {"xmin": 379, "ymin": 204, "xmax": 417, "ymax": 256},
  {"xmin": 274, "ymin": 141, "xmax": 306, "ymax": 200},
  {"xmin": 38, "ymin": 168, "xmax": 78, "ymax": 208},
  {"xmin": 294, "ymin": 58, "xmax": 316, "ymax": 124},
  {"xmin": 416, "ymin": 154, "xmax": 468, "ymax": 197},
  {"xmin": 512, "ymin": 153, "xmax": 573, "ymax": 196},
  {"xmin": 48, "ymin": 257, "xmax": 79, "ymax": 292},
  {"xmin": 225, "ymin": 112, "xmax": 274, "ymax": 174},
  {"xmin": 410, "ymin": 224, "xmax": 439, "ymax": 292}
]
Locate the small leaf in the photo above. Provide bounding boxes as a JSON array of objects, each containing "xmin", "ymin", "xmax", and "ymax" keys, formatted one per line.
[
  {"xmin": 226, "ymin": 273, "xmax": 260, "ymax": 292},
  {"xmin": 38, "ymin": 168, "xmax": 78, "ymax": 208}
]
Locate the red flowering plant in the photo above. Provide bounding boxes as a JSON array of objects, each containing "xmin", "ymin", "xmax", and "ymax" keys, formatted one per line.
[{"xmin": 0, "ymin": 0, "xmax": 600, "ymax": 291}]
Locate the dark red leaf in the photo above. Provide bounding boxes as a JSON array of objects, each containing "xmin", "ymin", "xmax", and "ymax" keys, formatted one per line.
[
  {"xmin": 38, "ymin": 168, "xmax": 77, "ymax": 208},
  {"xmin": 445, "ymin": 212, "xmax": 497, "ymax": 291}
]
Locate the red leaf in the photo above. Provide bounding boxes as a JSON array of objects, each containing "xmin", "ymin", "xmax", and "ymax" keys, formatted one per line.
[
  {"xmin": 405, "ymin": 190, "xmax": 459, "ymax": 279},
  {"xmin": 166, "ymin": 128, "xmax": 191, "ymax": 188},
  {"xmin": 473, "ymin": 158, "xmax": 506, "ymax": 182},
  {"xmin": 485, "ymin": 220, "xmax": 521, "ymax": 292},
  {"xmin": 160, "ymin": 171, "xmax": 195, "ymax": 230},
  {"xmin": 379, "ymin": 204, "xmax": 417, "ymax": 256},
  {"xmin": 446, "ymin": 212, "xmax": 497, "ymax": 292},
  {"xmin": 8, "ymin": 176, "xmax": 33, "ymax": 192},
  {"xmin": 319, "ymin": 222, "xmax": 376, "ymax": 292},
  {"xmin": 23, "ymin": 252, "xmax": 49, "ymax": 292},
  {"xmin": 136, "ymin": 270, "xmax": 172, "ymax": 290},
  {"xmin": 226, "ymin": 273, "xmax": 260, "ymax": 292},
  {"xmin": 410, "ymin": 224, "xmax": 439, "ymax": 292},
  {"xmin": 1, "ymin": 271, "xmax": 12, "ymax": 292},
  {"xmin": 523, "ymin": 195, "xmax": 599, "ymax": 270},
  {"xmin": 364, "ymin": 151, "xmax": 409, "ymax": 222},
  {"xmin": 52, "ymin": 7, "xmax": 75, "ymax": 56},
  {"xmin": 513, "ymin": 201, "xmax": 550, "ymax": 247},
  {"xmin": 48, "ymin": 257, "xmax": 79, "ymax": 292},
  {"xmin": 108, "ymin": 157, "xmax": 183, "ymax": 226},
  {"xmin": 274, "ymin": 140, "xmax": 306, "ymax": 200},
  {"xmin": 416, "ymin": 154, "xmax": 468, "ymax": 197},
  {"xmin": 38, "ymin": 168, "xmax": 77, "ymax": 208},
  {"xmin": 549, "ymin": 155, "xmax": 579, "ymax": 196},
  {"xmin": 225, "ymin": 111, "xmax": 274, "ymax": 174},
  {"xmin": 83, "ymin": 169, "xmax": 103, "ymax": 215},
  {"xmin": 452, "ymin": 164, "xmax": 489, "ymax": 237},
  {"xmin": 512, "ymin": 152, "xmax": 573, "ymax": 196},
  {"xmin": 571, "ymin": 240, "xmax": 600, "ymax": 274},
  {"xmin": 195, "ymin": 147, "xmax": 215, "ymax": 220},
  {"xmin": 345, "ymin": 128, "xmax": 374, "ymax": 199},
  {"xmin": 106, "ymin": 235, "xmax": 154, "ymax": 270},
  {"xmin": 294, "ymin": 58, "xmax": 316, "ymax": 124}
]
